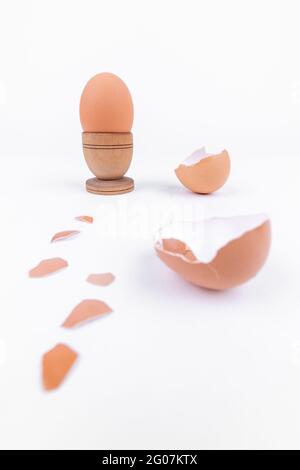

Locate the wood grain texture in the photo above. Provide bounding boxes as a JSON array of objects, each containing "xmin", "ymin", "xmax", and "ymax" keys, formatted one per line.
[
  {"xmin": 86, "ymin": 176, "xmax": 134, "ymax": 195},
  {"xmin": 82, "ymin": 132, "xmax": 133, "ymax": 180}
]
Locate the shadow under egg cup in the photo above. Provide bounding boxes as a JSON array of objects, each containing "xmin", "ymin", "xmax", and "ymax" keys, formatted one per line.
[{"xmin": 82, "ymin": 132, "xmax": 134, "ymax": 195}]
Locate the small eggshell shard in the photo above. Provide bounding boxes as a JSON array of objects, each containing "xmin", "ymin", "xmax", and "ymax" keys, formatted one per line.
[
  {"xmin": 42, "ymin": 343, "xmax": 78, "ymax": 391},
  {"xmin": 155, "ymin": 214, "xmax": 271, "ymax": 290},
  {"xmin": 62, "ymin": 299, "xmax": 112, "ymax": 328},
  {"xmin": 86, "ymin": 273, "xmax": 115, "ymax": 286},
  {"xmin": 51, "ymin": 230, "xmax": 80, "ymax": 243},
  {"xmin": 175, "ymin": 147, "xmax": 230, "ymax": 194},
  {"xmin": 29, "ymin": 257, "xmax": 68, "ymax": 278},
  {"xmin": 75, "ymin": 215, "xmax": 93, "ymax": 224}
]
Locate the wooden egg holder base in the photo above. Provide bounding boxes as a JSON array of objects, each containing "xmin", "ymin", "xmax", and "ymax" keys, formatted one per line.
[
  {"xmin": 86, "ymin": 176, "xmax": 134, "ymax": 195},
  {"xmin": 82, "ymin": 132, "xmax": 134, "ymax": 195}
]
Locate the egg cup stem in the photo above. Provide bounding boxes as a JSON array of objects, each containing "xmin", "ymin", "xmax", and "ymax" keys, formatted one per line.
[{"xmin": 82, "ymin": 132, "xmax": 134, "ymax": 195}]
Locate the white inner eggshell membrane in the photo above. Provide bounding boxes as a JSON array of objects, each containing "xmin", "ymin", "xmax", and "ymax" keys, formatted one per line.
[
  {"xmin": 156, "ymin": 214, "xmax": 269, "ymax": 264},
  {"xmin": 179, "ymin": 146, "xmax": 213, "ymax": 167}
]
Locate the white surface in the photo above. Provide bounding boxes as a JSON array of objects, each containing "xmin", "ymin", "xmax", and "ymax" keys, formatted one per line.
[
  {"xmin": 181, "ymin": 147, "xmax": 212, "ymax": 166},
  {"xmin": 0, "ymin": 0, "xmax": 300, "ymax": 450}
]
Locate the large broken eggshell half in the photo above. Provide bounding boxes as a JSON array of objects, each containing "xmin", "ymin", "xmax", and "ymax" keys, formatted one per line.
[
  {"xmin": 175, "ymin": 147, "xmax": 230, "ymax": 194},
  {"xmin": 155, "ymin": 214, "xmax": 271, "ymax": 290}
]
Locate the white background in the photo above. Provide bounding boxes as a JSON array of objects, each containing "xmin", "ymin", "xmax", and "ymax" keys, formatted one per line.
[{"xmin": 0, "ymin": 0, "xmax": 300, "ymax": 450}]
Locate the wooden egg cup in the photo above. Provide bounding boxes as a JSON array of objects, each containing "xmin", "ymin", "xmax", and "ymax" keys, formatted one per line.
[{"xmin": 82, "ymin": 132, "xmax": 134, "ymax": 195}]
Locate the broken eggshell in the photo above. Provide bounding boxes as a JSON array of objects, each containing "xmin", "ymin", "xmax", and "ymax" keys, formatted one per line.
[
  {"xmin": 29, "ymin": 257, "xmax": 68, "ymax": 278},
  {"xmin": 175, "ymin": 147, "xmax": 230, "ymax": 194},
  {"xmin": 42, "ymin": 343, "xmax": 78, "ymax": 391},
  {"xmin": 75, "ymin": 215, "xmax": 93, "ymax": 224},
  {"xmin": 86, "ymin": 273, "xmax": 115, "ymax": 286},
  {"xmin": 155, "ymin": 214, "xmax": 271, "ymax": 290},
  {"xmin": 51, "ymin": 230, "xmax": 80, "ymax": 243},
  {"xmin": 62, "ymin": 299, "xmax": 112, "ymax": 328}
]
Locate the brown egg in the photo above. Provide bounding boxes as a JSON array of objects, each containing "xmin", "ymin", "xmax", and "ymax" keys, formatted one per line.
[
  {"xmin": 80, "ymin": 72, "xmax": 134, "ymax": 132},
  {"xmin": 175, "ymin": 147, "xmax": 230, "ymax": 194},
  {"xmin": 155, "ymin": 214, "xmax": 271, "ymax": 290}
]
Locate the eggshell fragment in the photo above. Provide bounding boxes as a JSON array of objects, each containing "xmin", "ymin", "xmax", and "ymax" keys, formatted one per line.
[
  {"xmin": 175, "ymin": 147, "xmax": 230, "ymax": 194},
  {"xmin": 51, "ymin": 230, "xmax": 80, "ymax": 243},
  {"xmin": 75, "ymin": 215, "xmax": 93, "ymax": 224},
  {"xmin": 29, "ymin": 257, "xmax": 68, "ymax": 278},
  {"xmin": 62, "ymin": 299, "xmax": 112, "ymax": 328},
  {"xmin": 80, "ymin": 72, "xmax": 134, "ymax": 132},
  {"xmin": 42, "ymin": 343, "xmax": 78, "ymax": 391},
  {"xmin": 86, "ymin": 273, "xmax": 115, "ymax": 286},
  {"xmin": 155, "ymin": 214, "xmax": 271, "ymax": 290}
]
